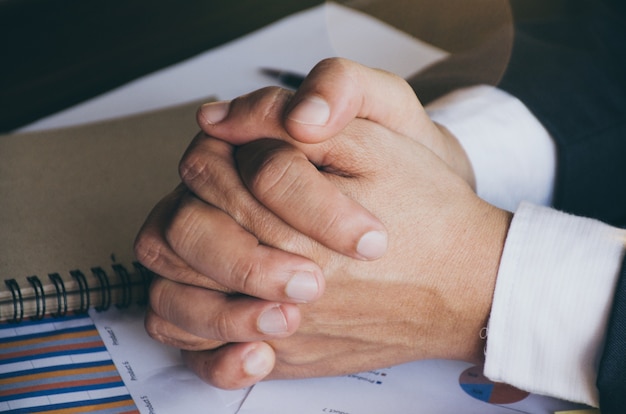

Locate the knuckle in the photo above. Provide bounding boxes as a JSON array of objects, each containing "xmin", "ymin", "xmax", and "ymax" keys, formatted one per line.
[
  {"xmin": 313, "ymin": 206, "xmax": 344, "ymax": 244},
  {"xmin": 178, "ymin": 137, "xmax": 231, "ymax": 193},
  {"xmin": 134, "ymin": 229, "xmax": 167, "ymax": 273},
  {"xmin": 145, "ymin": 307, "xmax": 221, "ymax": 351},
  {"xmin": 251, "ymin": 148, "xmax": 302, "ymax": 206},
  {"xmin": 223, "ymin": 193, "xmax": 263, "ymax": 233},
  {"xmin": 164, "ymin": 195, "xmax": 202, "ymax": 253},
  {"xmin": 178, "ymin": 146, "xmax": 211, "ymax": 188},
  {"xmin": 260, "ymin": 87, "xmax": 292, "ymax": 123},
  {"xmin": 229, "ymin": 257, "xmax": 264, "ymax": 296},
  {"xmin": 144, "ymin": 281, "xmax": 177, "ymax": 342},
  {"xmin": 213, "ymin": 309, "xmax": 239, "ymax": 342},
  {"xmin": 144, "ymin": 310, "xmax": 165, "ymax": 342},
  {"xmin": 245, "ymin": 86, "xmax": 290, "ymax": 119},
  {"xmin": 315, "ymin": 57, "xmax": 353, "ymax": 75},
  {"xmin": 190, "ymin": 355, "xmax": 238, "ymax": 390},
  {"xmin": 230, "ymin": 86, "xmax": 292, "ymax": 129},
  {"xmin": 147, "ymin": 277, "xmax": 168, "ymax": 315},
  {"xmin": 135, "ymin": 218, "xmax": 208, "ymax": 287}
]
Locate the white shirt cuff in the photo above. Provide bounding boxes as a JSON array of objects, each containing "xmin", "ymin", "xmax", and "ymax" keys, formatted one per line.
[
  {"xmin": 484, "ymin": 202, "xmax": 625, "ymax": 406},
  {"xmin": 425, "ymin": 85, "xmax": 556, "ymax": 211}
]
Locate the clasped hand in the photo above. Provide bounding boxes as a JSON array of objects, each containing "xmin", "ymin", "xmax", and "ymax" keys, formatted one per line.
[{"xmin": 134, "ymin": 58, "xmax": 511, "ymax": 389}]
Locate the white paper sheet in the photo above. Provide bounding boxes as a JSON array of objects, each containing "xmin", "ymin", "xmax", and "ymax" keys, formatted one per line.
[
  {"xmin": 238, "ymin": 360, "xmax": 585, "ymax": 414},
  {"xmin": 91, "ymin": 307, "xmax": 249, "ymax": 414}
]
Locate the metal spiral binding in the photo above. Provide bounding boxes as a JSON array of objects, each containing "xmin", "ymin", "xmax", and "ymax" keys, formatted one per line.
[
  {"xmin": 91, "ymin": 267, "xmax": 111, "ymax": 311},
  {"xmin": 26, "ymin": 275, "xmax": 45, "ymax": 320},
  {"xmin": 112, "ymin": 264, "xmax": 132, "ymax": 308},
  {"xmin": 70, "ymin": 270, "xmax": 90, "ymax": 314},
  {"xmin": 2, "ymin": 262, "xmax": 152, "ymax": 322},
  {"xmin": 48, "ymin": 273, "xmax": 68, "ymax": 318},
  {"xmin": 4, "ymin": 279, "xmax": 23, "ymax": 323}
]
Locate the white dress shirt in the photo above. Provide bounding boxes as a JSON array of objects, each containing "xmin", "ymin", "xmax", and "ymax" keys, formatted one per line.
[{"xmin": 426, "ymin": 85, "xmax": 625, "ymax": 407}]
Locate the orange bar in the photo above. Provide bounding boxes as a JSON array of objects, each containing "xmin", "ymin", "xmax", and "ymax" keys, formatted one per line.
[
  {"xmin": 34, "ymin": 398, "xmax": 137, "ymax": 414},
  {"xmin": 1, "ymin": 340, "xmax": 105, "ymax": 360},
  {"xmin": 0, "ymin": 329, "xmax": 99, "ymax": 350},
  {"xmin": 0, "ymin": 363, "xmax": 117, "ymax": 385},
  {"xmin": 0, "ymin": 375, "xmax": 121, "ymax": 397}
]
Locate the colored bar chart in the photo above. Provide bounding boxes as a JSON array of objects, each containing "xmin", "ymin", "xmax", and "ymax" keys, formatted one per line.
[{"xmin": 0, "ymin": 315, "xmax": 138, "ymax": 413}]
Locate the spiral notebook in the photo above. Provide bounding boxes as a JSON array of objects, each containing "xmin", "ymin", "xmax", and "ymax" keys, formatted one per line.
[{"xmin": 0, "ymin": 98, "xmax": 209, "ymax": 323}]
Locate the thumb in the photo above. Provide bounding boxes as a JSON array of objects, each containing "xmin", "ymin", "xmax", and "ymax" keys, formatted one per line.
[
  {"xmin": 284, "ymin": 58, "xmax": 430, "ymax": 143},
  {"xmin": 195, "ymin": 58, "xmax": 432, "ymax": 148},
  {"xmin": 182, "ymin": 342, "xmax": 275, "ymax": 390}
]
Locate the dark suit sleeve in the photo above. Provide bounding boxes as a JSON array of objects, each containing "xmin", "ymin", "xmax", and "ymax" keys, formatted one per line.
[
  {"xmin": 597, "ymin": 254, "xmax": 626, "ymax": 413},
  {"xmin": 497, "ymin": 0, "xmax": 626, "ymax": 227},
  {"xmin": 493, "ymin": 2, "xmax": 626, "ymax": 412},
  {"xmin": 410, "ymin": 1, "xmax": 626, "ymax": 225}
]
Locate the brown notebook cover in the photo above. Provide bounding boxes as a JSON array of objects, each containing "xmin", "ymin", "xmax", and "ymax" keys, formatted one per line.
[{"xmin": 0, "ymin": 99, "xmax": 209, "ymax": 322}]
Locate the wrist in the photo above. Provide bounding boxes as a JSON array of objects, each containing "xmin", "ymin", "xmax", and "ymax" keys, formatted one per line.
[
  {"xmin": 453, "ymin": 202, "xmax": 512, "ymax": 363},
  {"xmin": 413, "ymin": 195, "xmax": 511, "ymax": 364}
]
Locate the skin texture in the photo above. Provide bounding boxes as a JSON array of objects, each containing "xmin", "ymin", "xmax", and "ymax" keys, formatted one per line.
[{"xmin": 134, "ymin": 58, "xmax": 512, "ymax": 390}]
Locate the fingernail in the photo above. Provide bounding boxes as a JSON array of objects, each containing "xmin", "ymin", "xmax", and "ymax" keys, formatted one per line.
[
  {"xmin": 356, "ymin": 230, "xmax": 388, "ymax": 260},
  {"xmin": 288, "ymin": 96, "xmax": 330, "ymax": 126},
  {"xmin": 199, "ymin": 101, "xmax": 230, "ymax": 125},
  {"xmin": 285, "ymin": 271, "xmax": 319, "ymax": 302},
  {"xmin": 243, "ymin": 346, "xmax": 273, "ymax": 377},
  {"xmin": 258, "ymin": 306, "xmax": 288, "ymax": 334}
]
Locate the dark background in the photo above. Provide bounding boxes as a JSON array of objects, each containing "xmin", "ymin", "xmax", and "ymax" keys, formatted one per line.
[
  {"xmin": 0, "ymin": 0, "xmax": 323, "ymax": 133},
  {"xmin": 0, "ymin": 0, "xmax": 579, "ymax": 133}
]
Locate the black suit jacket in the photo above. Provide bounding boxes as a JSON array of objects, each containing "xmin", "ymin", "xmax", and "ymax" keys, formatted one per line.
[{"xmin": 412, "ymin": 0, "xmax": 625, "ymax": 411}]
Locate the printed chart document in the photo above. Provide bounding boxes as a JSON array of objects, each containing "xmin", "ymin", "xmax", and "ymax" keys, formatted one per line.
[
  {"xmin": 91, "ymin": 307, "xmax": 248, "ymax": 414},
  {"xmin": 0, "ymin": 315, "xmax": 137, "ymax": 413},
  {"xmin": 238, "ymin": 360, "xmax": 586, "ymax": 414}
]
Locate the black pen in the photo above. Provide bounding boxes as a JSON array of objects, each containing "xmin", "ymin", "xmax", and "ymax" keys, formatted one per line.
[{"xmin": 260, "ymin": 68, "xmax": 306, "ymax": 89}]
